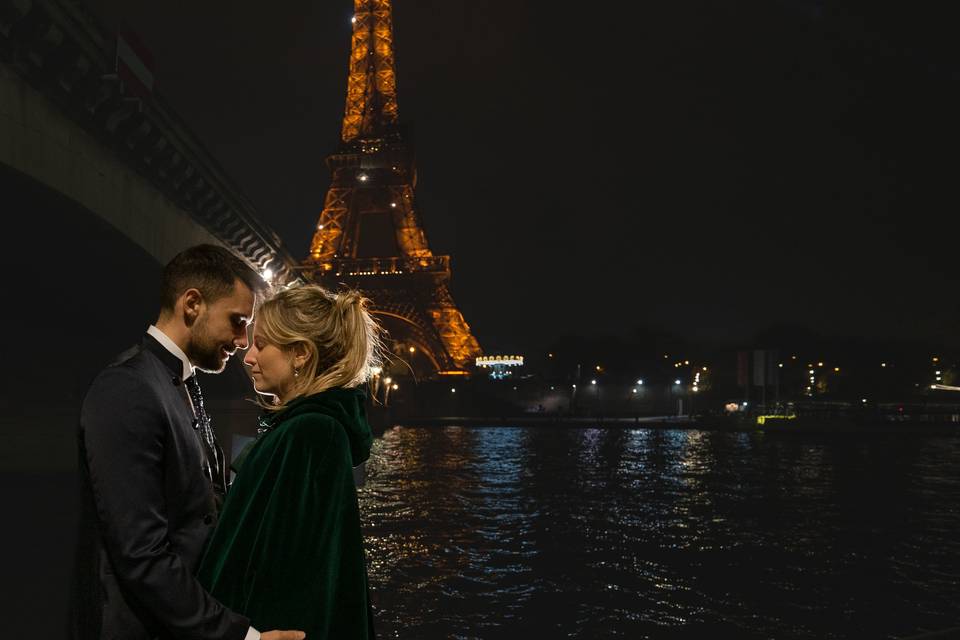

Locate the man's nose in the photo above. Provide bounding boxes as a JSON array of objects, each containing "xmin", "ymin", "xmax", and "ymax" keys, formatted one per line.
[{"xmin": 235, "ymin": 327, "xmax": 250, "ymax": 349}]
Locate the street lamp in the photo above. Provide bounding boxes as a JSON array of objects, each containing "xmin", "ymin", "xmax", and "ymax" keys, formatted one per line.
[{"xmin": 384, "ymin": 381, "xmax": 397, "ymax": 406}]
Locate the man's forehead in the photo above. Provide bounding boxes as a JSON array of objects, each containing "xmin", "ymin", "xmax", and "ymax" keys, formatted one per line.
[{"xmin": 217, "ymin": 281, "xmax": 256, "ymax": 314}]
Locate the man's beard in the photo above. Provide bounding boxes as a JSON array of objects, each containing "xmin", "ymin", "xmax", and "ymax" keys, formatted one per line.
[{"xmin": 189, "ymin": 318, "xmax": 230, "ymax": 373}]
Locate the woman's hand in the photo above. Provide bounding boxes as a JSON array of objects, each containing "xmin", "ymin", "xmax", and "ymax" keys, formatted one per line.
[{"xmin": 262, "ymin": 630, "xmax": 306, "ymax": 640}]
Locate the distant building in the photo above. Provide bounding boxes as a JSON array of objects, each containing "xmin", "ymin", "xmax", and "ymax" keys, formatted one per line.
[{"xmin": 476, "ymin": 355, "xmax": 524, "ymax": 380}]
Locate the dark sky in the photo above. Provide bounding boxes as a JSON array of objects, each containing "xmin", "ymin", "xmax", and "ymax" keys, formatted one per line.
[{"xmin": 82, "ymin": 0, "xmax": 959, "ymax": 353}]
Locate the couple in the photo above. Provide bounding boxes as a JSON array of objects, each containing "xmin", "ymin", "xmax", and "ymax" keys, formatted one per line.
[{"xmin": 73, "ymin": 244, "xmax": 380, "ymax": 640}]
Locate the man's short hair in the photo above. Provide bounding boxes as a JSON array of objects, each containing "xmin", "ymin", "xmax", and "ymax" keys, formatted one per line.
[{"xmin": 159, "ymin": 244, "xmax": 266, "ymax": 311}]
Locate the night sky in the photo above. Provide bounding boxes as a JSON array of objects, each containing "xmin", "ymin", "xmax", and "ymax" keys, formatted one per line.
[{"xmin": 81, "ymin": 0, "xmax": 959, "ymax": 353}]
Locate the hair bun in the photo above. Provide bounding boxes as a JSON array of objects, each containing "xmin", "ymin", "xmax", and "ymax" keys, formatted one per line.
[{"xmin": 337, "ymin": 290, "xmax": 364, "ymax": 307}]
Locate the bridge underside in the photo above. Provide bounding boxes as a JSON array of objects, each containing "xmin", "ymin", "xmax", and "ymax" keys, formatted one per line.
[{"xmin": 1, "ymin": 159, "xmax": 265, "ymax": 487}]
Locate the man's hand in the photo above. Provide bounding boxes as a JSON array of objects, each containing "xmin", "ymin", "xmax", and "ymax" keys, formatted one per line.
[{"xmin": 262, "ymin": 631, "xmax": 306, "ymax": 640}]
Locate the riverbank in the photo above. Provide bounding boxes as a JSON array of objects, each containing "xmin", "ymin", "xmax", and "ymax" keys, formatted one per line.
[{"xmin": 376, "ymin": 413, "xmax": 960, "ymax": 435}]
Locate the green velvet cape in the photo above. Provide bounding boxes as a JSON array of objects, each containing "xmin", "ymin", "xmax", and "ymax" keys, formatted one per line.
[{"xmin": 197, "ymin": 387, "xmax": 375, "ymax": 639}]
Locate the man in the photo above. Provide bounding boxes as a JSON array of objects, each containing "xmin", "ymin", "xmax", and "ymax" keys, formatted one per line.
[{"xmin": 73, "ymin": 245, "xmax": 304, "ymax": 640}]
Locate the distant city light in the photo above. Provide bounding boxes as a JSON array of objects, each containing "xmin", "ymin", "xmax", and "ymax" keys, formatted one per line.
[
  {"xmin": 391, "ymin": 202, "xmax": 397, "ymax": 208},
  {"xmin": 476, "ymin": 355, "xmax": 523, "ymax": 367},
  {"xmin": 351, "ymin": 15, "xmax": 356, "ymax": 23},
  {"xmin": 632, "ymin": 388, "xmax": 637, "ymax": 393},
  {"xmin": 392, "ymin": 384, "xmax": 398, "ymax": 390},
  {"xmin": 384, "ymin": 377, "xmax": 392, "ymax": 385},
  {"xmin": 882, "ymin": 363, "xmax": 887, "ymax": 367},
  {"xmin": 636, "ymin": 379, "xmax": 644, "ymax": 385},
  {"xmin": 778, "ymin": 363, "xmax": 784, "ymax": 368},
  {"xmin": 862, "ymin": 398, "xmax": 867, "ymax": 403},
  {"xmin": 409, "ymin": 346, "xmax": 416, "ymax": 353},
  {"xmin": 818, "ymin": 362, "xmax": 824, "ymax": 367},
  {"xmin": 451, "ymin": 388, "xmax": 456, "ymax": 393},
  {"xmin": 476, "ymin": 355, "xmax": 524, "ymax": 380},
  {"xmin": 674, "ymin": 379, "xmax": 681, "ymax": 385},
  {"xmin": 357, "ymin": 173, "xmax": 369, "ymax": 182},
  {"xmin": 591, "ymin": 379, "xmax": 597, "ymax": 385},
  {"xmin": 317, "ymin": 223, "xmax": 324, "ymax": 230},
  {"xmin": 834, "ymin": 367, "xmax": 840, "ymax": 373}
]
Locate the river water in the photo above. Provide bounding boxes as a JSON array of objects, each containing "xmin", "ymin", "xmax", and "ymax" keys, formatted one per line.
[{"xmin": 357, "ymin": 426, "xmax": 960, "ymax": 639}]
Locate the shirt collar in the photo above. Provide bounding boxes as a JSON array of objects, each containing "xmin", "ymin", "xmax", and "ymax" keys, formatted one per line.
[{"xmin": 147, "ymin": 325, "xmax": 194, "ymax": 381}]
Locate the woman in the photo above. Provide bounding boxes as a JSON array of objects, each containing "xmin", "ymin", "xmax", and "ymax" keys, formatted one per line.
[{"xmin": 198, "ymin": 284, "xmax": 382, "ymax": 639}]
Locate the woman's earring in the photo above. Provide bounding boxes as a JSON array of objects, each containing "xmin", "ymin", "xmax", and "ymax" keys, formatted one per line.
[{"xmin": 293, "ymin": 367, "xmax": 301, "ymax": 378}]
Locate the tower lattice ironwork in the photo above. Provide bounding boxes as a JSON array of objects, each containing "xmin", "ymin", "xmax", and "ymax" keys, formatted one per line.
[{"xmin": 303, "ymin": 0, "xmax": 481, "ymax": 376}]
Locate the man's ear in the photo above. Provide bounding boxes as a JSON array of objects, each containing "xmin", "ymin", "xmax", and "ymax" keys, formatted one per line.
[{"xmin": 181, "ymin": 288, "xmax": 204, "ymax": 326}]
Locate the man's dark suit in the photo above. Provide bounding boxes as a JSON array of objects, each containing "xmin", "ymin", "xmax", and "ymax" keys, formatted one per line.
[{"xmin": 73, "ymin": 335, "xmax": 249, "ymax": 640}]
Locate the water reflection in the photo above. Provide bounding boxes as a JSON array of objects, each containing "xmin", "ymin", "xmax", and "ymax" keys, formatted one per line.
[{"xmin": 359, "ymin": 427, "xmax": 960, "ymax": 639}]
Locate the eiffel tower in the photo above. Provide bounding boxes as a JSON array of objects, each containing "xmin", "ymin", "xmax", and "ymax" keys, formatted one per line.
[{"xmin": 302, "ymin": 0, "xmax": 482, "ymax": 376}]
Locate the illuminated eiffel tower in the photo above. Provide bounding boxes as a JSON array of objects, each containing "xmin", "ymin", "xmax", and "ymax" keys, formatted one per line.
[{"xmin": 302, "ymin": 0, "xmax": 482, "ymax": 376}]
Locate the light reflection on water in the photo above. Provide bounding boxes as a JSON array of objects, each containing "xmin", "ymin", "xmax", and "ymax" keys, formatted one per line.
[{"xmin": 358, "ymin": 427, "xmax": 960, "ymax": 639}]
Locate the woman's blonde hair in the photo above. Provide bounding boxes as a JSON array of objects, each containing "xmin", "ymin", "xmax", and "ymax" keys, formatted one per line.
[{"xmin": 255, "ymin": 284, "xmax": 384, "ymax": 410}]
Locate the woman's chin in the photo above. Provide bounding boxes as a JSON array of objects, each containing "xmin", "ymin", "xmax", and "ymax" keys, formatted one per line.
[{"xmin": 251, "ymin": 382, "xmax": 277, "ymax": 397}]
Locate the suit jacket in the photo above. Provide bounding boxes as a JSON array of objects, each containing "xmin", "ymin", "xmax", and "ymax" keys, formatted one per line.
[{"xmin": 72, "ymin": 335, "xmax": 249, "ymax": 640}]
